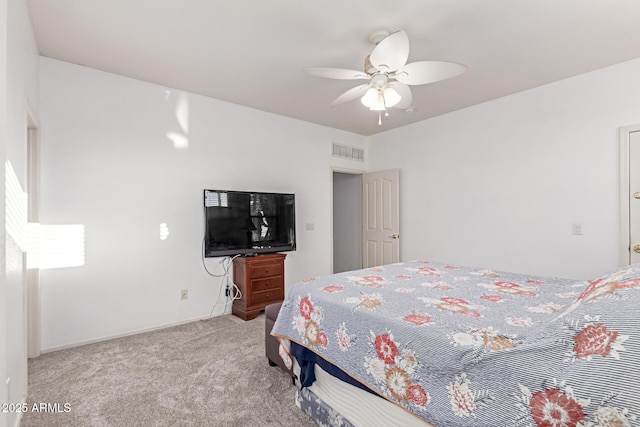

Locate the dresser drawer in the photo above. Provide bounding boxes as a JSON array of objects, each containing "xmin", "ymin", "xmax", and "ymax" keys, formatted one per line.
[
  {"xmin": 250, "ymin": 276, "xmax": 283, "ymax": 293},
  {"xmin": 250, "ymin": 288, "xmax": 284, "ymax": 306},
  {"xmin": 250, "ymin": 263, "xmax": 284, "ymax": 279}
]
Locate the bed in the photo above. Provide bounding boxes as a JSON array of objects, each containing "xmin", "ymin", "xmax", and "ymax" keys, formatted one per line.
[{"xmin": 271, "ymin": 260, "xmax": 640, "ymax": 427}]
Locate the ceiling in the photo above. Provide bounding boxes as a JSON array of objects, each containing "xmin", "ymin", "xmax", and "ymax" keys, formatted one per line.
[{"xmin": 26, "ymin": 0, "xmax": 640, "ymax": 136}]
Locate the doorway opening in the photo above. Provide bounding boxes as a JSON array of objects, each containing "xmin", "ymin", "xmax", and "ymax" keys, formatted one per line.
[
  {"xmin": 332, "ymin": 168, "xmax": 401, "ymax": 273},
  {"xmin": 332, "ymin": 171, "xmax": 362, "ymax": 273}
]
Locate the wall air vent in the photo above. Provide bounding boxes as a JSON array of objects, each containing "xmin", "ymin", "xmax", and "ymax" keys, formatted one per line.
[{"xmin": 332, "ymin": 143, "xmax": 365, "ymax": 162}]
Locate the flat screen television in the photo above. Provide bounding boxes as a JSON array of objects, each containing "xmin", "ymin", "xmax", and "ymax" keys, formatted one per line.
[{"xmin": 203, "ymin": 189, "xmax": 296, "ymax": 257}]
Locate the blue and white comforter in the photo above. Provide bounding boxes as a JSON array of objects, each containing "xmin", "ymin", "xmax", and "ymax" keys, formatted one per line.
[{"xmin": 271, "ymin": 261, "xmax": 640, "ymax": 427}]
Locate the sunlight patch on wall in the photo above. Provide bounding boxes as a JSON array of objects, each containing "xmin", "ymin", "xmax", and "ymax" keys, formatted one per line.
[
  {"xmin": 6, "ymin": 161, "xmax": 85, "ymax": 269},
  {"xmin": 159, "ymin": 222, "xmax": 169, "ymax": 240},
  {"xmin": 165, "ymin": 90, "xmax": 190, "ymax": 149},
  {"xmin": 27, "ymin": 223, "xmax": 86, "ymax": 270},
  {"xmin": 166, "ymin": 132, "xmax": 189, "ymax": 149},
  {"xmin": 176, "ymin": 93, "xmax": 189, "ymax": 134},
  {"xmin": 6, "ymin": 160, "xmax": 28, "ymax": 251}
]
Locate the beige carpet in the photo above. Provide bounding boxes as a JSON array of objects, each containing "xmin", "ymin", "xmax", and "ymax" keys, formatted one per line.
[{"xmin": 22, "ymin": 314, "xmax": 316, "ymax": 427}]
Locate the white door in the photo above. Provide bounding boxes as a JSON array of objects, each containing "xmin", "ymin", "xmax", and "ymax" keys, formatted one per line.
[
  {"xmin": 362, "ymin": 169, "xmax": 400, "ymax": 267},
  {"xmin": 629, "ymin": 130, "xmax": 640, "ymax": 263}
]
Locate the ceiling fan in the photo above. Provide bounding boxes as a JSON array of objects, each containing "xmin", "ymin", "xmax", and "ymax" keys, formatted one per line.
[{"xmin": 307, "ymin": 30, "xmax": 467, "ymax": 124}]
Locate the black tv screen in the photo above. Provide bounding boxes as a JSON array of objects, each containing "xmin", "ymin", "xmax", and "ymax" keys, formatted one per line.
[{"xmin": 204, "ymin": 189, "xmax": 296, "ymax": 257}]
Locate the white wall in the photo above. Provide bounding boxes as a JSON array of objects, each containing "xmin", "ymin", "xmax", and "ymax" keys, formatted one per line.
[
  {"xmin": 1, "ymin": 0, "xmax": 39, "ymax": 426},
  {"xmin": 369, "ymin": 57, "xmax": 640, "ymax": 280},
  {"xmin": 38, "ymin": 57, "xmax": 368, "ymax": 350}
]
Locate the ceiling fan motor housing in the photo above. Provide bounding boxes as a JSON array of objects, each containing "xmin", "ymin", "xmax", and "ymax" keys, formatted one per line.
[
  {"xmin": 364, "ymin": 56, "xmax": 376, "ymax": 75},
  {"xmin": 370, "ymin": 73, "xmax": 389, "ymax": 89}
]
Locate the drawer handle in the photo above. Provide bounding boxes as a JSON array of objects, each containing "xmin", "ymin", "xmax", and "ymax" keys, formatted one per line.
[
  {"xmin": 265, "ymin": 281, "xmax": 269, "ymax": 286},
  {"xmin": 265, "ymin": 294, "xmax": 270, "ymax": 298}
]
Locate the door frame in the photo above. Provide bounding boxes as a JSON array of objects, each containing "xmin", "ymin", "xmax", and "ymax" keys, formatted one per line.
[
  {"xmin": 619, "ymin": 124, "xmax": 640, "ymax": 266},
  {"xmin": 26, "ymin": 111, "xmax": 41, "ymax": 358}
]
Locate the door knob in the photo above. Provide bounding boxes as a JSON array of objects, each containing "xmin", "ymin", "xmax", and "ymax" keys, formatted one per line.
[
  {"xmin": 390, "ymin": 234, "xmax": 399, "ymax": 239},
  {"xmin": 634, "ymin": 245, "xmax": 640, "ymax": 253},
  {"xmin": 635, "ymin": 192, "xmax": 640, "ymax": 199}
]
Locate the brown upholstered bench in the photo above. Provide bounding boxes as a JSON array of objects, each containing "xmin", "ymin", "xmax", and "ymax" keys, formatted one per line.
[{"xmin": 265, "ymin": 302, "xmax": 288, "ymax": 373}]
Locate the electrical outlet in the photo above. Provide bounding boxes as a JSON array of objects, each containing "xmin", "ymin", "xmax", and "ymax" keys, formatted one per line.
[{"xmin": 180, "ymin": 289, "xmax": 188, "ymax": 300}]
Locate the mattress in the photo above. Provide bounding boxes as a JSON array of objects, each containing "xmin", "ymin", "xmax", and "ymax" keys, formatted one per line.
[{"xmin": 293, "ymin": 359, "xmax": 433, "ymax": 427}]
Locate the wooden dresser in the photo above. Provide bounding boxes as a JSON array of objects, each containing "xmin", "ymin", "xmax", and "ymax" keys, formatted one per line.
[{"xmin": 232, "ymin": 253, "xmax": 286, "ymax": 320}]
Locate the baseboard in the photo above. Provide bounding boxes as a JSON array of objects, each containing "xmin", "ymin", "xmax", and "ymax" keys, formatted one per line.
[
  {"xmin": 11, "ymin": 398, "xmax": 25, "ymax": 427},
  {"xmin": 40, "ymin": 311, "xmax": 234, "ymax": 354}
]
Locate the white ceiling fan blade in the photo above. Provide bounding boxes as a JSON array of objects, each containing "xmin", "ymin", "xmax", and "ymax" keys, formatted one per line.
[
  {"xmin": 391, "ymin": 83, "xmax": 413, "ymax": 109},
  {"xmin": 330, "ymin": 84, "xmax": 370, "ymax": 107},
  {"xmin": 395, "ymin": 61, "xmax": 467, "ymax": 85},
  {"xmin": 306, "ymin": 68, "xmax": 369, "ymax": 80},
  {"xmin": 369, "ymin": 30, "xmax": 409, "ymax": 72}
]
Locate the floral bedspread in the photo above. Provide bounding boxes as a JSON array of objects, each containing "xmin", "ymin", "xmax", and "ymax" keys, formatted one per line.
[{"xmin": 271, "ymin": 261, "xmax": 640, "ymax": 427}]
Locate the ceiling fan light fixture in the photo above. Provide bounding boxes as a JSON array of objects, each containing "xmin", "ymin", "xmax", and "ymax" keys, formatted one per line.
[
  {"xmin": 369, "ymin": 93, "xmax": 387, "ymax": 111},
  {"xmin": 360, "ymin": 87, "xmax": 380, "ymax": 108},
  {"xmin": 383, "ymin": 87, "xmax": 401, "ymax": 107},
  {"xmin": 362, "ymin": 86, "xmax": 401, "ymax": 111}
]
